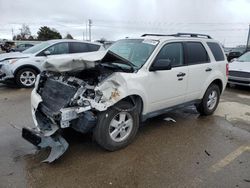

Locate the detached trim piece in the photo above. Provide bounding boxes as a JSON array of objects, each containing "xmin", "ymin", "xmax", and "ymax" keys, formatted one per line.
[{"xmin": 22, "ymin": 127, "xmax": 69, "ymax": 163}]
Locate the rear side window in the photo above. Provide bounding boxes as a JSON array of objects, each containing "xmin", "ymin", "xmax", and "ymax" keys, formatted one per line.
[
  {"xmin": 70, "ymin": 42, "xmax": 88, "ymax": 53},
  {"xmin": 88, "ymin": 44, "xmax": 100, "ymax": 52},
  {"xmin": 207, "ymin": 42, "xmax": 225, "ymax": 61},
  {"xmin": 186, "ymin": 42, "xmax": 209, "ymax": 64}
]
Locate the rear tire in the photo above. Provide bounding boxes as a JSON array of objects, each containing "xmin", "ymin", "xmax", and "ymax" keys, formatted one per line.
[
  {"xmin": 15, "ymin": 68, "xmax": 37, "ymax": 88},
  {"xmin": 196, "ymin": 84, "xmax": 220, "ymax": 116},
  {"xmin": 93, "ymin": 101, "xmax": 139, "ymax": 151}
]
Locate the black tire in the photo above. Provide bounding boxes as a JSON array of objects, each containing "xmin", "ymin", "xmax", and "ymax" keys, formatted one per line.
[
  {"xmin": 15, "ymin": 68, "xmax": 38, "ymax": 88},
  {"xmin": 196, "ymin": 84, "xmax": 220, "ymax": 116},
  {"xmin": 93, "ymin": 101, "xmax": 139, "ymax": 151}
]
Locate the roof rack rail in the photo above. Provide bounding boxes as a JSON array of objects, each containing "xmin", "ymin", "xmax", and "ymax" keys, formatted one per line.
[
  {"xmin": 141, "ymin": 33, "xmax": 212, "ymax": 39},
  {"xmin": 141, "ymin": 34, "xmax": 175, "ymax": 37}
]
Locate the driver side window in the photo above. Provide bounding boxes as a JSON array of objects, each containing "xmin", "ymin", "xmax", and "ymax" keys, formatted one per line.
[{"xmin": 155, "ymin": 43, "xmax": 184, "ymax": 67}]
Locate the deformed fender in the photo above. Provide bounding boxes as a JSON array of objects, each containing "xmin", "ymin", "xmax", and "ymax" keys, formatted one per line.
[
  {"xmin": 95, "ymin": 72, "xmax": 148, "ymax": 114},
  {"xmin": 94, "ymin": 73, "xmax": 128, "ymax": 109}
]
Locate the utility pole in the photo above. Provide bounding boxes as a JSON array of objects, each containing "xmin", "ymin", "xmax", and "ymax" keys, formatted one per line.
[
  {"xmin": 11, "ymin": 28, "xmax": 14, "ymax": 40},
  {"xmin": 88, "ymin": 19, "xmax": 92, "ymax": 41},
  {"xmin": 246, "ymin": 24, "xmax": 250, "ymax": 52},
  {"xmin": 85, "ymin": 21, "xmax": 88, "ymax": 41}
]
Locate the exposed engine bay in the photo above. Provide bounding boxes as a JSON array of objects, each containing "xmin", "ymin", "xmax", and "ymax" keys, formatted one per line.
[{"xmin": 22, "ymin": 51, "xmax": 134, "ymax": 162}]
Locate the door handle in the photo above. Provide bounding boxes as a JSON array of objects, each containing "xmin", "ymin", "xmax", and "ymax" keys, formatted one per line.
[
  {"xmin": 205, "ymin": 67, "xmax": 212, "ymax": 72},
  {"xmin": 177, "ymin": 72, "xmax": 186, "ymax": 77}
]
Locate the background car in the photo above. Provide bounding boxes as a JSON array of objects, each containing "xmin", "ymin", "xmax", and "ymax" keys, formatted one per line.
[
  {"xmin": 11, "ymin": 43, "xmax": 34, "ymax": 52},
  {"xmin": 227, "ymin": 46, "xmax": 246, "ymax": 62},
  {"xmin": 0, "ymin": 39, "xmax": 104, "ymax": 87},
  {"xmin": 228, "ymin": 51, "xmax": 250, "ymax": 87}
]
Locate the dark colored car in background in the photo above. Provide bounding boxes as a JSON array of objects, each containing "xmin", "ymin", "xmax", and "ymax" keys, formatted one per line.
[
  {"xmin": 227, "ymin": 46, "xmax": 246, "ymax": 62},
  {"xmin": 11, "ymin": 43, "xmax": 34, "ymax": 52}
]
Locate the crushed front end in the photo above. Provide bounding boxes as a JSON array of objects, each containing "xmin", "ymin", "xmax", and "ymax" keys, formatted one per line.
[{"xmin": 22, "ymin": 63, "xmax": 125, "ymax": 162}]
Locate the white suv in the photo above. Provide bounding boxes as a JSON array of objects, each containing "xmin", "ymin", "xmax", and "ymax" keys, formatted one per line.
[{"xmin": 22, "ymin": 33, "xmax": 228, "ymax": 162}]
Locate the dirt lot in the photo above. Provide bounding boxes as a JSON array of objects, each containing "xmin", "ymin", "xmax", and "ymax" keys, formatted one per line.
[{"xmin": 0, "ymin": 84, "xmax": 249, "ymax": 188}]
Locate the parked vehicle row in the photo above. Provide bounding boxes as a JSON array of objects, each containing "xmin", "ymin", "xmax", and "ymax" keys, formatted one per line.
[{"xmin": 0, "ymin": 39, "xmax": 104, "ymax": 87}]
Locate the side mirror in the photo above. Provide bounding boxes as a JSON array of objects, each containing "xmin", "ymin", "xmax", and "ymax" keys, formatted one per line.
[
  {"xmin": 149, "ymin": 59, "xmax": 172, "ymax": 71},
  {"xmin": 43, "ymin": 50, "xmax": 51, "ymax": 56}
]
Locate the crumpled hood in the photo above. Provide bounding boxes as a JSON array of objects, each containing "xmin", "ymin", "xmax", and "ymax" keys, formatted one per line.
[
  {"xmin": 0, "ymin": 52, "xmax": 32, "ymax": 62},
  {"xmin": 42, "ymin": 51, "xmax": 106, "ymax": 72},
  {"xmin": 229, "ymin": 61, "xmax": 250, "ymax": 73},
  {"xmin": 42, "ymin": 50, "xmax": 135, "ymax": 72}
]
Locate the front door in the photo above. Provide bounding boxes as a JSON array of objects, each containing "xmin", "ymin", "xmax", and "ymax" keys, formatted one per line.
[{"xmin": 147, "ymin": 42, "xmax": 188, "ymax": 113}]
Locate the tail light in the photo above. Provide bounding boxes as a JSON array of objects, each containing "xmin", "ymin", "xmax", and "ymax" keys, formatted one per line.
[{"xmin": 226, "ymin": 63, "xmax": 229, "ymax": 78}]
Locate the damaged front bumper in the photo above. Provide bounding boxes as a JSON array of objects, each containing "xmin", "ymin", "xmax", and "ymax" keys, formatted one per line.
[
  {"xmin": 22, "ymin": 127, "xmax": 69, "ymax": 163},
  {"xmin": 23, "ymin": 84, "xmax": 97, "ymax": 162},
  {"xmin": 23, "ymin": 71, "xmax": 123, "ymax": 162}
]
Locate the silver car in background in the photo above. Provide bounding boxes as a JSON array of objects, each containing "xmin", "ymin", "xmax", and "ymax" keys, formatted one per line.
[{"xmin": 0, "ymin": 39, "xmax": 104, "ymax": 87}]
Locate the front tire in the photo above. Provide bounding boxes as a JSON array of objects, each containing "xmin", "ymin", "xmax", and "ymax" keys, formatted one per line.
[
  {"xmin": 196, "ymin": 84, "xmax": 220, "ymax": 116},
  {"xmin": 15, "ymin": 68, "xmax": 37, "ymax": 88},
  {"xmin": 93, "ymin": 101, "xmax": 139, "ymax": 151}
]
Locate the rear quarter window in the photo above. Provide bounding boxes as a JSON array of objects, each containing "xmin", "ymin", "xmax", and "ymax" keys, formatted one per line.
[
  {"xmin": 185, "ymin": 42, "xmax": 210, "ymax": 65},
  {"xmin": 88, "ymin": 44, "xmax": 100, "ymax": 52},
  {"xmin": 207, "ymin": 42, "xmax": 225, "ymax": 61},
  {"xmin": 70, "ymin": 42, "xmax": 88, "ymax": 53}
]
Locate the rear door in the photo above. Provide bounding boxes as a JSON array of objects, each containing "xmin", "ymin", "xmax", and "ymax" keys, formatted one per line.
[{"xmin": 184, "ymin": 41, "xmax": 212, "ymax": 101}]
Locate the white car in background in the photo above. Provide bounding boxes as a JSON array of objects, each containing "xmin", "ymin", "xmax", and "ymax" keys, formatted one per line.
[
  {"xmin": 228, "ymin": 51, "xmax": 250, "ymax": 87},
  {"xmin": 0, "ymin": 39, "xmax": 104, "ymax": 87}
]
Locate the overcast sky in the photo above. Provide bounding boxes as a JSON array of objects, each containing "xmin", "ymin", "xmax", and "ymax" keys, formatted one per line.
[{"xmin": 0, "ymin": 0, "xmax": 250, "ymax": 46}]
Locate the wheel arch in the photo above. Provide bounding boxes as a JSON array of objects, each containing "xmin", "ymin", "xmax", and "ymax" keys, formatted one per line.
[
  {"xmin": 14, "ymin": 65, "xmax": 40, "ymax": 76},
  {"xmin": 117, "ymin": 95, "xmax": 144, "ymax": 119},
  {"xmin": 200, "ymin": 77, "xmax": 224, "ymax": 99},
  {"xmin": 209, "ymin": 79, "xmax": 223, "ymax": 94}
]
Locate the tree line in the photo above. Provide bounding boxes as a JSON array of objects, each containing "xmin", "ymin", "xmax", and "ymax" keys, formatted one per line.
[{"xmin": 13, "ymin": 24, "xmax": 74, "ymax": 41}]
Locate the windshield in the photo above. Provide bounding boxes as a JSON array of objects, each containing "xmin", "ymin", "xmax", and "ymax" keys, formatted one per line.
[
  {"xmin": 22, "ymin": 41, "xmax": 53, "ymax": 54},
  {"xmin": 108, "ymin": 39, "xmax": 159, "ymax": 68},
  {"xmin": 238, "ymin": 52, "xmax": 250, "ymax": 62}
]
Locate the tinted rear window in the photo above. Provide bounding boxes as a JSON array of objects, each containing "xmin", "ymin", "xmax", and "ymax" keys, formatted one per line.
[
  {"xmin": 70, "ymin": 42, "xmax": 88, "ymax": 53},
  {"xmin": 207, "ymin": 42, "xmax": 225, "ymax": 61},
  {"xmin": 186, "ymin": 42, "xmax": 209, "ymax": 64},
  {"xmin": 88, "ymin": 44, "xmax": 100, "ymax": 51}
]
